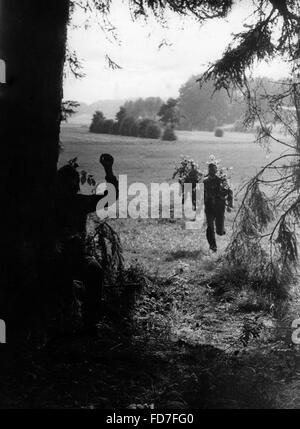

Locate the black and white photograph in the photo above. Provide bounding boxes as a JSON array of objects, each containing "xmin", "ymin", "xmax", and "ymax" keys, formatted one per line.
[{"xmin": 1, "ymin": 0, "xmax": 300, "ymax": 413}]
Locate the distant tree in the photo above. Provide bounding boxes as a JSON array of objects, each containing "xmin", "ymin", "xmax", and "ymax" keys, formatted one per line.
[
  {"xmin": 123, "ymin": 97, "xmax": 163, "ymax": 120},
  {"xmin": 120, "ymin": 116, "xmax": 138, "ymax": 137},
  {"xmin": 162, "ymin": 125, "xmax": 177, "ymax": 141},
  {"xmin": 178, "ymin": 77, "xmax": 232, "ymax": 130},
  {"xmin": 138, "ymin": 118, "xmax": 155, "ymax": 138},
  {"xmin": 158, "ymin": 98, "xmax": 180, "ymax": 128},
  {"xmin": 145, "ymin": 122, "xmax": 161, "ymax": 139},
  {"xmin": 89, "ymin": 110, "xmax": 105, "ymax": 133},
  {"xmin": 206, "ymin": 115, "xmax": 217, "ymax": 132},
  {"xmin": 131, "ymin": 120, "xmax": 140, "ymax": 137},
  {"xmin": 102, "ymin": 119, "xmax": 115, "ymax": 134},
  {"xmin": 111, "ymin": 121, "xmax": 120, "ymax": 135},
  {"xmin": 116, "ymin": 106, "xmax": 127, "ymax": 125}
]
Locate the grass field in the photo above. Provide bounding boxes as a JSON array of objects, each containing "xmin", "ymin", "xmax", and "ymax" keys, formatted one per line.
[{"xmin": 60, "ymin": 124, "xmax": 285, "ymax": 189}]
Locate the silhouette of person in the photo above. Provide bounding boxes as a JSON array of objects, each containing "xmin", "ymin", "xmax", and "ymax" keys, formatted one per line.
[
  {"xmin": 181, "ymin": 164, "xmax": 199, "ymax": 211},
  {"xmin": 55, "ymin": 154, "xmax": 118, "ymax": 328},
  {"xmin": 203, "ymin": 160, "xmax": 233, "ymax": 253}
]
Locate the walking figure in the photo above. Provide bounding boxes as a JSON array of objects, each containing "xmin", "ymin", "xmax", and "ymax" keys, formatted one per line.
[{"xmin": 203, "ymin": 156, "xmax": 233, "ymax": 253}]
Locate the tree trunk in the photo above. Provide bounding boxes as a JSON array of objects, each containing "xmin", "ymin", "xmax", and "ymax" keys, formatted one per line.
[{"xmin": 0, "ymin": 0, "xmax": 70, "ymax": 350}]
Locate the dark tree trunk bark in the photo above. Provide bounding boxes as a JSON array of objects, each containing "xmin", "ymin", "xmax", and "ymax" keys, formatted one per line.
[{"xmin": 0, "ymin": 0, "xmax": 70, "ymax": 349}]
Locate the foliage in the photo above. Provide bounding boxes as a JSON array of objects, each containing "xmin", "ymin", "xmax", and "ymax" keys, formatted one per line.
[
  {"xmin": 89, "ymin": 110, "xmax": 161, "ymax": 139},
  {"xmin": 119, "ymin": 116, "xmax": 139, "ymax": 137},
  {"xmin": 178, "ymin": 76, "xmax": 241, "ymax": 130},
  {"xmin": 145, "ymin": 122, "xmax": 161, "ymax": 139},
  {"xmin": 71, "ymin": 0, "xmax": 234, "ymax": 24},
  {"xmin": 112, "ymin": 120, "xmax": 120, "ymax": 135},
  {"xmin": 158, "ymin": 98, "xmax": 180, "ymax": 127},
  {"xmin": 123, "ymin": 97, "xmax": 163, "ymax": 120},
  {"xmin": 64, "ymin": 47, "xmax": 85, "ymax": 80},
  {"xmin": 172, "ymin": 157, "xmax": 203, "ymax": 185},
  {"xmin": 102, "ymin": 119, "xmax": 115, "ymax": 134},
  {"xmin": 138, "ymin": 118, "xmax": 155, "ymax": 138},
  {"xmin": 239, "ymin": 318, "xmax": 263, "ymax": 347},
  {"xmin": 162, "ymin": 125, "xmax": 177, "ymax": 141},
  {"xmin": 61, "ymin": 100, "xmax": 80, "ymax": 122},
  {"xmin": 86, "ymin": 219, "xmax": 124, "ymax": 282},
  {"xmin": 206, "ymin": 115, "xmax": 217, "ymax": 132},
  {"xmin": 67, "ymin": 157, "xmax": 96, "ymax": 187},
  {"xmin": 214, "ymin": 127, "xmax": 224, "ymax": 137},
  {"xmin": 116, "ymin": 106, "xmax": 127, "ymax": 125},
  {"xmin": 89, "ymin": 110, "xmax": 105, "ymax": 133},
  {"xmin": 198, "ymin": 2, "xmax": 300, "ymax": 92}
]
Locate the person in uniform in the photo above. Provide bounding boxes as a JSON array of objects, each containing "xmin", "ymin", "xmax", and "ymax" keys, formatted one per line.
[
  {"xmin": 203, "ymin": 156, "xmax": 233, "ymax": 252},
  {"xmin": 55, "ymin": 153, "xmax": 118, "ymax": 328}
]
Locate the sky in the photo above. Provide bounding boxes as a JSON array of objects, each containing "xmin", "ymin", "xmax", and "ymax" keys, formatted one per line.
[{"xmin": 63, "ymin": 0, "xmax": 290, "ymax": 104}]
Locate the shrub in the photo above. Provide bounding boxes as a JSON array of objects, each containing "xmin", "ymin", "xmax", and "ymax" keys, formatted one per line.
[
  {"xmin": 111, "ymin": 121, "xmax": 120, "ymax": 135},
  {"xmin": 102, "ymin": 119, "xmax": 114, "ymax": 134},
  {"xmin": 145, "ymin": 122, "xmax": 161, "ymax": 139},
  {"xmin": 131, "ymin": 120, "xmax": 139, "ymax": 137},
  {"xmin": 162, "ymin": 125, "xmax": 177, "ymax": 141},
  {"xmin": 215, "ymin": 127, "xmax": 224, "ymax": 137},
  {"xmin": 206, "ymin": 115, "xmax": 217, "ymax": 132},
  {"xmin": 138, "ymin": 118, "xmax": 154, "ymax": 138},
  {"xmin": 120, "ymin": 116, "xmax": 139, "ymax": 137},
  {"xmin": 89, "ymin": 110, "xmax": 105, "ymax": 133}
]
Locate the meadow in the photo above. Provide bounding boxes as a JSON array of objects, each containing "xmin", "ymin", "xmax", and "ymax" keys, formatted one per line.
[{"xmin": 60, "ymin": 125, "xmax": 284, "ymax": 190}]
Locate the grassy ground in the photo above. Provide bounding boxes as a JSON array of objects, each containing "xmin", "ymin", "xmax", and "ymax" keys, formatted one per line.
[{"xmin": 1, "ymin": 126, "xmax": 299, "ymax": 409}]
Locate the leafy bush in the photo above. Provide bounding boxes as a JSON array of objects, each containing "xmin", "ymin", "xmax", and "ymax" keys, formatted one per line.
[
  {"xmin": 206, "ymin": 115, "xmax": 217, "ymax": 132},
  {"xmin": 111, "ymin": 121, "xmax": 120, "ymax": 135},
  {"xmin": 162, "ymin": 125, "xmax": 177, "ymax": 141},
  {"xmin": 131, "ymin": 120, "xmax": 139, "ymax": 137},
  {"xmin": 215, "ymin": 127, "xmax": 224, "ymax": 137},
  {"xmin": 145, "ymin": 122, "xmax": 161, "ymax": 139},
  {"xmin": 172, "ymin": 157, "xmax": 202, "ymax": 184},
  {"xmin": 138, "ymin": 118, "xmax": 154, "ymax": 137},
  {"xmin": 89, "ymin": 110, "xmax": 105, "ymax": 133},
  {"xmin": 102, "ymin": 119, "xmax": 115, "ymax": 134},
  {"xmin": 120, "ymin": 116, "xmax": 139, "ymax": 137}
]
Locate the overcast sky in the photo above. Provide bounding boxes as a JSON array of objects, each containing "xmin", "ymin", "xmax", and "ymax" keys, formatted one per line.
[{"xmin": 63, "ymin": 1, "xmax": 290, "ymax": 104}]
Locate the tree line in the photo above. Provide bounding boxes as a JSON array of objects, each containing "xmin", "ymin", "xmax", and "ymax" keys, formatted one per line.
[
  {"xmin": 89, "ymin": 76, "xmax": 287, "ymax": 139},
  {"xmin": 89, "ymin": 98, "xmax": 178, "ymax": 140}
]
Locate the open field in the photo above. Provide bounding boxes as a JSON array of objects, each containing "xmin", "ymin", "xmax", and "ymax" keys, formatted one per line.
[
  {"xmin": 60, "ymin": 125, "xmax": 285, "ymax": 191},
  {"xmin": 59, "ymin": 125, "xmax": 288, "ymax": 273}
]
